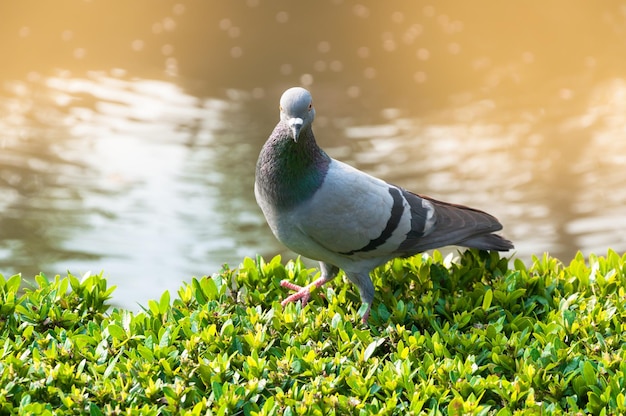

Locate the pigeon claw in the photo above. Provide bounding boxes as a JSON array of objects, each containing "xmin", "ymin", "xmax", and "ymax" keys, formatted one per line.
[
  {"xmin": 280, "ymin": 276, "xmax": 331, "ymax": 308},
  {"xmin": 280, "ymin": 280, "xmax": 312, "ymax": 307}
]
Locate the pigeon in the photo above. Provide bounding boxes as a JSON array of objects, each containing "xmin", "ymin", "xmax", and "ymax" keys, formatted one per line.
[{"xmin": 255, "ymin": 87, "xmax": 513, "ymax": 322}]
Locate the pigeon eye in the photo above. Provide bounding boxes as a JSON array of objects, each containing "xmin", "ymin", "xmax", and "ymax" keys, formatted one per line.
[{"xmin": 308, "ymin": 103, "xmax": 313, "ymax": 110}]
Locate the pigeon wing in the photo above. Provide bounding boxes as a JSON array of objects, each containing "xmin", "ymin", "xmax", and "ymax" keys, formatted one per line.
[{"xmin": 287, "ymin": 160, "xmax": 428, "ymax": 262}]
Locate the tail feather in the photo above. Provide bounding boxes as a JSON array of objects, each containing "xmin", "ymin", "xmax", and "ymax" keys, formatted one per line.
[
  {"xmin": 458, "ymin": 233, "xmax": 514, "ymax": 251},
  {"xmin": 399, "ymin": 192, "xmax": 514, "ymax": 253}
]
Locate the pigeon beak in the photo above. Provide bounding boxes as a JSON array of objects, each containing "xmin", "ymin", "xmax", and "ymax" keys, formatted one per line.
[{"xmin": 288, "ymin": 117, "xmax": 304, "ymax": 142}]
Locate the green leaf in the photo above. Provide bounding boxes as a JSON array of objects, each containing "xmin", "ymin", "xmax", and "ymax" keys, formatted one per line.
[
  {"xmin": 262, "ymin": 396, "xmax": 276, "ymax": 413},
  {"xmin": 377, "ymin": 303, "xmax": 391, "ymax": 321},
  {"xmin": 363, "ymin": 338, "xmax": 385, "ymax": 361},
  {"xmin": 19, "ymin": 394, "xmax": 31, "ymax": 408},
  {"xmin": 137, "ymin": 344, "xmax": 154, "ymax": 361},
  {"xmin": 159, "ymin": 290, "xmax": 170, "ymax": 315},
  {"xmin": 482, "ymin": 288, "xmax": 493, "ymax": 310},
  {"xmin": 148, "ymin": 299, "xmax": 160, "ymax": 316},
  {"xmin": 192, "ymin": 278, "xmax": 207, "ymax": 304},
  {"xmin": 107, "ymin": 324, "xmax": 126, "ymax": 340},
  {"xmin": 103, "ymin": 352, "xmax": 121, "ymax": 379},
  {"xmin": 35, "ymin": 273, "xmax": 49, "ymax": 288},
  {"xmin": 220, "ymin": 319, "xmax": 234, "ymax": 337},
  {"xmin": 212, "ymin": 381, "xmax": 223, "ymax": 400},
  {"xmin": 201, "ymin": 277, "xmax": 218, "ymax": 300},
  {"xmin": 582, "ymin": 361, "xmax": 596, "ymax": 386},
  {"xmin": 58, "ymin": 277, "xmax": 69, "ymax": 298},
  {"xmin": 89, "ymin": 403, "xmax": 104, "ymax": 416},
  {"xmin": 6, "ymin": 273, "xmax": 21, "ymax": 293},
  {"xmin": 159, "ymin": 327, "xmax": 172, "ymax": 348},
  {"xmin": 69, "ymin": 273, "xmax": 81, "ymax": 292},
  {"xmin": 331, "ymin": 312, "xmax": 342, "ymax": 329}
]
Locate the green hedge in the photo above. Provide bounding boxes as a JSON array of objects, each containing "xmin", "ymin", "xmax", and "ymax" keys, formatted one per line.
[{"xmin": 1, "ymin": 249, "xmax": 626, "ymax": 415}]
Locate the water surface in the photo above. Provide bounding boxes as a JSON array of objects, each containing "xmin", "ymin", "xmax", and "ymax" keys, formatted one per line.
[{"xmin": 1, "ymin": 1, "xmax": 625, "ymax": 308}]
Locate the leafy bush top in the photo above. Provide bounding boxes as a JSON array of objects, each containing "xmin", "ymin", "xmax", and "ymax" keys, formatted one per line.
[{"xmin": 1, "ymin": 249, "xmax": 626, "ymax": 415}]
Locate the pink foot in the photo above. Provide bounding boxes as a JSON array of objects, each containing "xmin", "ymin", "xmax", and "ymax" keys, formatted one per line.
[
  {"xmin": 280, "ymin": 281, "xmax": 312, "ymax": 307},
  {"xmin": 280, "ymin": 277, "xmax": 330, "ymax": 307}
]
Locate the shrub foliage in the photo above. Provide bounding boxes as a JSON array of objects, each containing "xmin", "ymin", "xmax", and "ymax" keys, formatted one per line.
[{"xmin": 1, "ymin": 249, "xmax": 626, "ymax": 415}]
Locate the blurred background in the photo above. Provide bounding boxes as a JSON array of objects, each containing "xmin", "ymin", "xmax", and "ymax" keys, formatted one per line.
[{"xmin": 1, "ymin": 1, "xmax": 625, "ymax": 309}]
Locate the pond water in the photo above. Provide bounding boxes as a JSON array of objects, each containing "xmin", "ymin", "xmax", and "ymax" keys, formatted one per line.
[{"xmin": 1, "ymin": 1, "xmax": 626, "ymax": 309}]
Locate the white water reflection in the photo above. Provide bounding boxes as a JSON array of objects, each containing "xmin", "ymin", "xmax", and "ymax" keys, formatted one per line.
[
  {"xmin": 0, "ymin": 72, "xmax": 274, "ymax": 308},
  {"xmin": 561, "ymin": 79, "xmax": 626, "ymax": 256}
]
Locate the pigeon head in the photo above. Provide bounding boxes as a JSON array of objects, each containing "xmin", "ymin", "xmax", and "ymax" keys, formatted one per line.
[{"xmin": 279, "ymin": 87, "xmax": 316, "ymax": 142}]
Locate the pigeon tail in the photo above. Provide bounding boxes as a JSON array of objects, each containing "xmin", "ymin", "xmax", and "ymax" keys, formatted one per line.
[
  {"xmin": 458, "ymin": 233, "xmax": 514, "ymax": 251},
  {"xmin": 398, "ymin": 194, "xmax": 513, "ymax": 254}
]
